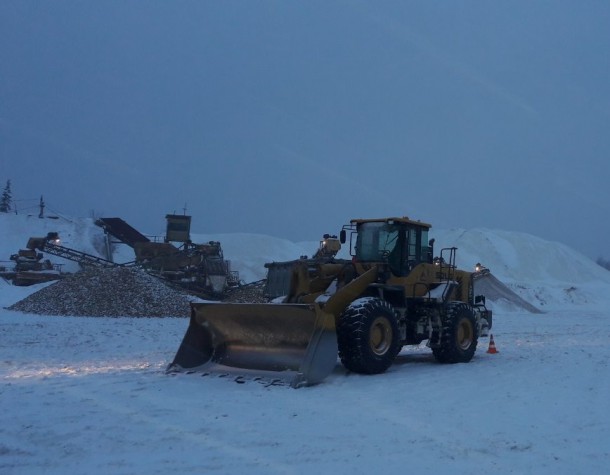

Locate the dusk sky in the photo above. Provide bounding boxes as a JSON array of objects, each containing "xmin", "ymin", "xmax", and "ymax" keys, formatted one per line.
[{"xmin": 2, "ymin": 1, "xmax": 609, "ymax": 259}]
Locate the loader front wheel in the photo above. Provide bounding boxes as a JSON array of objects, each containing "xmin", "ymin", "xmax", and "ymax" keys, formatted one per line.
[
  {"xmin": 337, "ymin": 297, "xmax": 401, "ymax": 374},
  {"xmin": 432, "ymin": 302, "xmax": 478, "ymax": 364}
]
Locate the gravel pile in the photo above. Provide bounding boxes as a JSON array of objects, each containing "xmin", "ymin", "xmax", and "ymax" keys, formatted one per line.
[
  {"xmin": 222, "ymin": 280, "xmax": 269, "ymax": 303},
  {"xmin": 8, "ymin": 267, "xmax": 194, "ymax": 317}
]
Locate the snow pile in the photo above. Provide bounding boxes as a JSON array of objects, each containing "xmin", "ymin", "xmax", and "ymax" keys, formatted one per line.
[
  {"xmin": 433, "ymin": 228, "xmax": 610, "ymax": 310},
  {"xmin": 433, "ymin": 228, "xmax": 610, "ymax": 284},
  {"xmin": 8, "ymin": 267, "xmax": 193, "ymax": 317}
]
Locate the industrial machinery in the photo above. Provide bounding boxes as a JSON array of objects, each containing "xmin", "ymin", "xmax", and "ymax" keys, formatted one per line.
[
  {"xmin": 25, "ymin": 232, "xmax": 118, "ymax": 268},
  {"xmin": 1, "ymin": 231, "xmax": 120, "ymax": 286},
  {"xmin": 132, "ymin": 239, "xmax": 237, "ymax": 295},
  {"xmin": 96, "ymin": 214, "xmax": 240, "ymax": 296},
  {"xmin": 8, "ymin": 214, "xmax": 239, "ymax": 297},
  {"xmin": 264, "ymin": 234, "xmax": 348, "ymax": 299},
  {"xmin": 1, "ymin": 247, "xmax": 63, "ymax": 286},
  {"xmin": 168, "ymin": 216, "xmax": 493, "ymax": 387},
  {"xmin": 127, "ymin": 215, "xmax": 239, "ymax": 295},
  {"xmin": 474, "ymin": 262, "xmax": 491, "ymax": 276},
  {"xmin": 1, "ymin": 231, "xmax": 102, "ymax": 286}
]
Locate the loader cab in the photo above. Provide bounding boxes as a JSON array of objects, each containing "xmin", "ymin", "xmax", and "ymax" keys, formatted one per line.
[{"xmin": 341, "ymin": 217, "xmax": 433, "ymax": 277}]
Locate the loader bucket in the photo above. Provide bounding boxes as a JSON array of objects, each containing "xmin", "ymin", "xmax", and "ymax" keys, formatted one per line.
[{"xmin": 167, "ymin": 302, "xmax": 338, "ymax": 388}]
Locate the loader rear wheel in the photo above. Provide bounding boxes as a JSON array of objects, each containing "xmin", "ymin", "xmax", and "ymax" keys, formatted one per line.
[
  {"xmin": 337, "ymin": 297, "xmax": 401, "ymax": 374},
  {"xmin": 432, "ymin": 302, "xmax": 478, "ymax": 364}
]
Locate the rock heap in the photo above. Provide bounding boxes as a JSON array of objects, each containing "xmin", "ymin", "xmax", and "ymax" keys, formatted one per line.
[
  {"xmin": 222, "ymin": 280, "xmax": 268, "ymax": 303},
  {"xmin": 8, "ymin": 267, "xmax": 194, "ymax": 317}
]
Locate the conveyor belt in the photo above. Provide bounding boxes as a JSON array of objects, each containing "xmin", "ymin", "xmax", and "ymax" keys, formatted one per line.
[{"xmin": 95, "ymin": 217, "xmax": 150, "ymax": 248}]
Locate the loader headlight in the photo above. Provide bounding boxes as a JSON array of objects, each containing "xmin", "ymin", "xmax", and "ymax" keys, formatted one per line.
[
  {"xmin": 45, "ymin": 232, "xmax": 61, "ymax": 246},
  {"xmin": 474, "ymin": 263, "xmax": 489, "ymax": 274}
]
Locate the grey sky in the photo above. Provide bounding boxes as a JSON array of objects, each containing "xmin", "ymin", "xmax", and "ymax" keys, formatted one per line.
[{"xmin": 1, "ymin": 1, "xmax": 609, "ymax": 258}]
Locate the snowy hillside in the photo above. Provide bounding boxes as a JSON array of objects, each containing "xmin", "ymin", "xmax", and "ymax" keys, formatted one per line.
[
  {"xmin": 433, "ymin": 228, "xmax": 610, "ymax": 285},
  {"xmin": 432, "ymin": 228, "xmax": 610, "ymax": 311}
]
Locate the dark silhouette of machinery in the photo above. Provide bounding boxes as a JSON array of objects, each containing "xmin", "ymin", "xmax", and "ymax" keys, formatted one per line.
[{"xmin": 4, "ymin": 215, "xmax": 239, "ymax": 297}]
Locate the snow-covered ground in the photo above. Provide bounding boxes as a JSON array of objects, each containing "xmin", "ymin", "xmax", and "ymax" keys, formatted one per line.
[{"xmin": 1, "ymin": 213, "xmax": 610, "ymax": 474}]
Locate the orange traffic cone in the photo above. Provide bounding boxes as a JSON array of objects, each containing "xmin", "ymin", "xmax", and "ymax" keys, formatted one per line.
[{"xmin": 487, "ymin": 334, "xmax": 499, "ymax": 354}]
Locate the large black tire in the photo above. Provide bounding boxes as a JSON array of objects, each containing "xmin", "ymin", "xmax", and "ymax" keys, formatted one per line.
[
  {"xmin": 337, "ymin": 297, "xmax": 401, "ymax": 374},
  {"xmin": 432, "ymin": 302, "xmax": 478, "ymax": 364}
]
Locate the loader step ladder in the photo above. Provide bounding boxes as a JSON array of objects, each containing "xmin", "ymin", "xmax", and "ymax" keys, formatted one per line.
[{"xmin": 438, "ymin": 247, "xmax": 457, "ymax": 282}]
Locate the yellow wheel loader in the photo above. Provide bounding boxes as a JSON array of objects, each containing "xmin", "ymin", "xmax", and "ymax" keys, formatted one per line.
[{"xmin": 168, "ymin": 217, "xmax": 492, "ymax": 387}]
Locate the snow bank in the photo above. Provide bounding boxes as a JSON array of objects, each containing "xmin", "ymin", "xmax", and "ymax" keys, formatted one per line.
[
  {"xmin": 433, "ymin": 228, "xmax": 610, "ymax": 285},
  {"xmin": 433, "ymin": 228, "xmax": 610, "ymax": 310}
]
